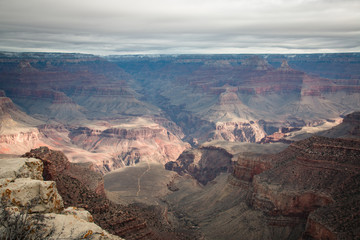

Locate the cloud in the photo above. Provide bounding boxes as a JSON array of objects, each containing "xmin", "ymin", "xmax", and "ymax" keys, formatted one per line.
[{"xmin": 0, "ymin": 0, "xmax": 359, "ymax": 54}]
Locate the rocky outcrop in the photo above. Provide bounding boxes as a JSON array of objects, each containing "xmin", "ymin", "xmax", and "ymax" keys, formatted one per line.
[
  {"xmin": 0, "ymin": 93, "xmax": 42, "ymax": 127},
  {"xmin": 248, "ymin": 136, "xmax": 360, "ymax": 239},
  {"xmin": 0, "ymin": 128, "xmax": 44, "ymax": 155},
  {"xmin": 23, "ymin": 146, "xmax": 197, "ymax": 239},
  {"xmin": 320, "ymin": 111, "xmax": 360, "ymax": 139},
  {"xmin": 175, "ymin": 132, "xmax": 359, "ymax": 239},
  {"xmin": 232, "ymin": 153, "xmax": 274, "ymax": 184},
  {"xmin": 4, "ymin": 88, "xmax": 86, "ymax": 122},
  {"xmin": 0, "ymin": 157, "xmax": 43, "ymax": 180},
  {"xmin": 0, "ymin": 156, "xmax": 122, "ymax": 239},
  {"xmin": 219, "ymin": 88, "xmax": 242, "ymax": 105},
  {"xmin": 241, "ymin": 56, "xmax": 273, "ymax": 71},
  {"xmin": 213, "ymin": 121, "xmax": 266, "ymax": 142},
  {"xmin": 0, "ymin": 94, "xmax": 45, "ymax": 154},
  {"xmin": 165, "ymin": 146, "xmax": 233, "ymax": 185},
  {"xmin": 109, "ymin": 54, "xmax": 360, "ymax": 144},
  {"xmin": 68, "ymin": 119, "xmax": 190, "ymax": 172},
  {"xmin": 22, "ymin": 146, "xmax": 103, "ymax": 196},
  {"xmin": 22, "ymin": 147, "xmax": 156, "ymax": 239}
]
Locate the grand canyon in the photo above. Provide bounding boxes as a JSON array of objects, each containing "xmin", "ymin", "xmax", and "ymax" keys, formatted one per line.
[{"xmin": 1, "ymin": 52, "xmax": 359, "ymax": 239}]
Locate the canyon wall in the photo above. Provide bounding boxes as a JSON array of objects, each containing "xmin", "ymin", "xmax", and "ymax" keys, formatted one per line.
[
  {"xmin": 230, "ymin": 135, "xmax": 360, "ymax": 239},
  {"xmin": 1, "ymin": 52, "xmax": 360, "ymax": 173},
  {"xmin": 162, "ymin": 113, "xmax": 360, "ymax": 239}
]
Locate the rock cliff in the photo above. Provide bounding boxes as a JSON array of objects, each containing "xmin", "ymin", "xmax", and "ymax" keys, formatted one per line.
[
  {"xmin": 68, "ymin": 117, "xmax": 190, "ymax": 172},
  {"xmin": 0, "ymin": 93, "xmax": 46, "ymax": 154},
  {"xmin": 0, "ymin": 155, "xmax": 122, "ymax": 239},
  {"xmin": 22, "ymin": 146, "xmax": 200, "ymax": 239},
  {"xmin": 165, "ymin": 146, "xmax": 233, "ymax": 185},
  {"xmin": 163, "ymin": 114, "xmax": 360, "ymax": 239},
  {"xmin": 0, "ymin": 90, "xmax": 188, "ymax": 173},
  {"xmin": 213, "ymin": 121, "xmax": 266, "ymax": 142},
  {"xmin": 233, "ymin": 136, "xmax": 360, "ymax": 239},
  {"xmin": 111, "ymin": 54, "xmax": 360, "ymax": 144},
  {"xmin": 2, "ymin": 52, "xmax": 360, "ymax": 148}
]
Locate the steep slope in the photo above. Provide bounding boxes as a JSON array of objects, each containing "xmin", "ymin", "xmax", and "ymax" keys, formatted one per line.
[
  {"xmin": 252, "ymin": 136, "xmax": 360, "ymax": 239},
  {"xmin": 2, "ymin": 52, "xmax": 359, "ymax": 146},
  {"xmin": 0, "ymin": 93, "xmax": 188, "ymax": 172},
  {"xmin": 319, "ymin": 111, "xmax": 360, "ymax": 139},
  {"xmin": 0, "ymin": 52, "xmax": 160, "ymax": 122},
  {"xmin": 0, "ymin": 90, "xmax": 42, "ymax": 128},
  {"xmin": 22, "ymin": 146, "xmax": 201, "ymax": 240},
  {"xmin": 68, "ymin": 117, "xmax": 189, "ymax": 172},
  {"xmin": 0, "ymin": 155, "xmax": 122, "ymax": 239},
  {"xmin": 0, "ymin": 53, "xmax": 188, "ymax": 172},
  {"xmin": 160, "ymin": 113, "xmax": 360, "ymax": 239},
  {"xmin": 165, "ymin": 146, "xmax": 233, "ymax": 185},
  {"xmin": 4, "ymin": 88, "xmax": 86, "ymax": 122},
  {"xmin": 0, "ymin": 91, "xmax": 46, "ymax": 153}
]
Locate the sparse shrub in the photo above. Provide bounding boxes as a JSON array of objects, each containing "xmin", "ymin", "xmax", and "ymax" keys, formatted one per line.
[{"xmin": 0, "ymin": 197, "xmax": 54, "ymax": 240}]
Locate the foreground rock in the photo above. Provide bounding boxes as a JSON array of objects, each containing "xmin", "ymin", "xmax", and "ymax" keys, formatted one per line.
[
  {"xmin": 23, "ymin": 146, "xmax": 201, "ymax": 239},
  {"xmin": 0, "ymin": 156, "xmax": 122, "ymax": 239}
]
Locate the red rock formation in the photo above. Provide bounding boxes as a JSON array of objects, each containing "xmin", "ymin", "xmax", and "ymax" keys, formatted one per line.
[
  {"xmin": 232, "ymin": 153, "xmax": 273, "ymax": 183},
  {"xmin": 0, "ymin": 96, "xmax": 24, "ymax": 116},
  {"xmin": 68, "ymin": 121, "xmax": 189, "ymax": 172},
  {"xmin": 342, "ymin": 111, "xmax": 360, "ymax": 137},
  {"xmin": 22, "ymin": 147, "xmax": 200, "ymax": 240},
  {"xmin": 165, "ymin": 146, "xmax": 233, "ymax": 185},
  {"xmin": 248, "ymin": 136, "xmax": 360, "ymax": 238},
  {"xmin": 259, "ymin": 132, "xmax": 290, "ymax": 144},
  {"xmin": 214, "ymin": 121, "xmax": 266, "ymax": 142},
  {"xmin": 219, "ymin": 89, "xmax": 242, "ymax": 105},
  {"xmin": 0, "ymin": 94, "xmax": 45, "ymax": 153},
  {"xmin": 241, "ymin": 56, "xmax": 273, "ymax": 71}
]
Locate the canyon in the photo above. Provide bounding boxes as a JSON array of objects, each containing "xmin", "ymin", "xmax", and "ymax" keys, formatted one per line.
[
  {"xmin": 106, "ymin": 113, "xmax": 360, "ymax": 239},
  {"xmin": 0, "ymin": 52, "xmax": 360, "ymax": 239},
  {"xmin": 1, "ymin": 52, "xmax": 359, "ymax": 164}
]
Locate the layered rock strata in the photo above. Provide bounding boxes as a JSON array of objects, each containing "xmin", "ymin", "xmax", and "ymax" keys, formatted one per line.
[
  {"xmin": 245, "ymin": 136, "xmax": 360, "ymax": 239},
  {"xmin": 68, "ymin": 118, "xmax": 190, "ymax": 172},
  {"xmin": 164, "ymin": 126, "xmax": 359, "ymax": 239}
]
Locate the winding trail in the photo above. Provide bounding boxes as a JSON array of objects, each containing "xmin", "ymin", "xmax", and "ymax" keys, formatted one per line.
[{"xmin": 136, "ymin": 160, "xmax": 151, "ymax": 197}]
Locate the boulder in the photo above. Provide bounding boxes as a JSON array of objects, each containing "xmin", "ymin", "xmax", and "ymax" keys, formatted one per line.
[
  {"xmin": 43, "ymin": 211, "xmax": 122, "ymax": 240},
  {"xmin": 0, "ymin": 156, "xmax": 123, "ymax": 240},
  {"xmin": 0, "ymin": 178, "xmax": 63, "ymax": 213},
  {"xmin": 0, "ymin": 157, "xmax": 43, "ymax": 180}
]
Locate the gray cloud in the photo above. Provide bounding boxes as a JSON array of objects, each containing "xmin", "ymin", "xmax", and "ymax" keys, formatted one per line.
[{"xmin": 0, "ymin": 0, "xmax": 359, "ymax": 55}]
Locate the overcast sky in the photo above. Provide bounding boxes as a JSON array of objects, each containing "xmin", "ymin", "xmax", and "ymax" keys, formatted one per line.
[{"xmin": 0, "ymin": 0, "xmax": 359, "ymax": 55}]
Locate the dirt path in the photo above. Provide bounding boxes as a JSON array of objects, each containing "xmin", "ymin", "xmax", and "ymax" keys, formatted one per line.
[{"xmin": 136, "ymin": 160, "xmax": 151, "ymax": 197}]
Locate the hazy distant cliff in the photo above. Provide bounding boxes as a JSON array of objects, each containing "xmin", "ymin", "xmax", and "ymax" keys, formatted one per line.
[{"xmin": 1, "ymin": 52, "xmax": 360, "ymax": 174}]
